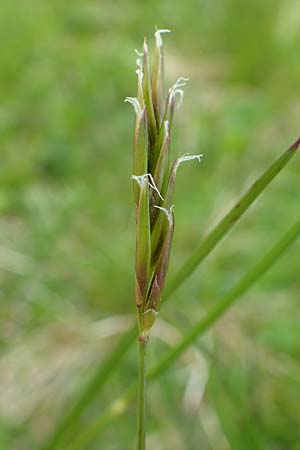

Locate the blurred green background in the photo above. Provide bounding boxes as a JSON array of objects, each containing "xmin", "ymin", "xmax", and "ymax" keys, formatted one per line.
[{"xmin": 0, "ymin": 0, "xmax": 300, "ymax": 449}]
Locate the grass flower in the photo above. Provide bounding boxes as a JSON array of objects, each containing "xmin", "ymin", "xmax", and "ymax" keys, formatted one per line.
[{"xmin": 126, "ymin": 29, "xmax": 201, "ymax": 450}]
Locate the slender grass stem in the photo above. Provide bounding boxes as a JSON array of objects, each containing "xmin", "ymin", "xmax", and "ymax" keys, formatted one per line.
[{"xmin": 137, "ymin": 339, "xmax": 148, "ymax": 450}]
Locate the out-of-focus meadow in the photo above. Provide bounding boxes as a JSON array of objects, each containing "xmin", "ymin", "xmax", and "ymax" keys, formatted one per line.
[{"xmin": 0, "ymin": 1, "xmax": 300, "ymax": 449}]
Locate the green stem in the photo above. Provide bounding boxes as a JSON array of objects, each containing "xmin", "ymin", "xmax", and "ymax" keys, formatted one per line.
[{"xmin": 137, "ymin": 339, "xmax": 148, "ymax": 450}]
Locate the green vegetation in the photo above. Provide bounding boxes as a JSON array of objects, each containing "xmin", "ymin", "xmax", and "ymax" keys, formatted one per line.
[{"xmin": 0, "ymin": 1, "xmax": 300, "ymax": 450}]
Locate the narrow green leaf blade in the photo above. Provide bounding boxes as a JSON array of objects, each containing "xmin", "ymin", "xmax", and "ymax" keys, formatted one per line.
[
  {"xmin": 151, "ymin": 216, "xmax": 300, "ymax": 378},
  {"xmin": 67, "ymin": 217, "xmax": 300, "ymax": 450},
  {"xmin": 165, "ymin": 138, "xmax": 300, "ymax": 298},
  {"xmin": 65, "ymin": 386, "xmax": 136, "ymax": 450},
  {"xmin": 39, "ymin": 327, "xmax": 136, "ymax": 450}
]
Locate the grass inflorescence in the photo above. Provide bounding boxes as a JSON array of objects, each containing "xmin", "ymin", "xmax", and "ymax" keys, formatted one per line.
[{"xmin": 126, "ymin": 29, "xmax": 202, "ymax": 449}]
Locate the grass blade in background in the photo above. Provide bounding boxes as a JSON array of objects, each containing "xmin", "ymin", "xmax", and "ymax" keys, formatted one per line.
[
  {"xmin": 151, "ymin": 216, "xmax": 300, "ymax": 378},
  {"xmin": 66, "ymin": 216, "xmax": 300, "ymax": 450},
  {"xmin": 66, "ymin": 387, "xmax": 136, "ymax": 450},
  {"xmin": 39, "ymin": 327, "xmax": 136, "ymax": 450},
  {"xmin": 165, "ymin": 137, "xmax": 300, "ymax": 297},
  {"xmin": 38, "ymin": 138, "xmax": 299, "ymax": 450}
]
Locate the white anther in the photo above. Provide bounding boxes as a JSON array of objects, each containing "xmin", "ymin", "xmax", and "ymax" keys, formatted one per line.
[
  {"xmin": 155, "ymin": 29, "xmax": 171, "ymax": 47},
  {"xmin": 154, "ymin": 204, "xmax": 174, "ymax": 223},
  {"xmin": 174, "ymin": 154, "xmax": 203, "ymax": 173},
  {"xmin": 124, "ymin": 97, "xmax": 142, "ymax": 116}
]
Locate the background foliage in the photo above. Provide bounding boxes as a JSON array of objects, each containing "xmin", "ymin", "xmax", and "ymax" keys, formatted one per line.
[{"xmin": 0, "ymin": 1, "xmax": 299, "ymax": 449}]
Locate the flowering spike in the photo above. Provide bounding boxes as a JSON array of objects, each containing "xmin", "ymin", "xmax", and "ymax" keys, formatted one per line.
[{"xmin": 126, "ymin": 31, "xmax": 202, "ymax": 338}]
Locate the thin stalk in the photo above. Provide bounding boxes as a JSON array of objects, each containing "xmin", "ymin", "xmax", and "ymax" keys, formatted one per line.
[{"xmin": 137, "ymin": 340, "xmax": 148, "ymax": 450}]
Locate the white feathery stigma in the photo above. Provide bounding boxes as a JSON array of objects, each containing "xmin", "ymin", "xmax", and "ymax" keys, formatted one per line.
[
  {"xmin": 134, "ymin": 49, "xmax": 144, "ymax": 57},
  {"xmin": 168, "ymin": 77, "xmax": 189, "ymax": 109},
  {"xmin": 135, "ymin": 69, "xmax": 144, "ymax": 94},
  {"xmin": 154, "ymin": 205, "xmax": 174, "ymax": 223},
  {"xmin": 132, "ymin": 173, "xmax": 164, "ymax": 201},
  {"xmin": 124, "ymin": 97, "xmax": 142, "ymax": 116},
  {"xmin": 134, "ymin": 49, "xmax": 144, "ymax": 69},
  {"xmin": 155, "ymin": 29, "xmax": 171, "ymax": 47},
  {"xmin": 136, "ymin": 58, "xmax": 142, "ymax": 69},
  {"xmin": 174, "ymin": 89, "xmax": 184, "ymax": 108},
  {"xmin": 132, "ymin": 174, "xmax": 148, "ymax": 189},
  {"xmin": 173, "ymin": 77, "xmax": 189, "ymax": 89},
  {"xmin": 134, "ymin": 49, "xmax": 144, "ymax": 70},
  {"xmin": 174, "ymin": 153, "xmax": 203, "ymax": 173}
]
